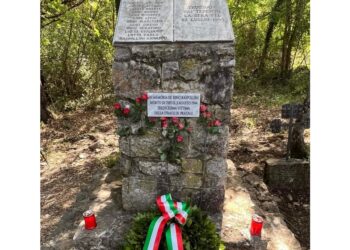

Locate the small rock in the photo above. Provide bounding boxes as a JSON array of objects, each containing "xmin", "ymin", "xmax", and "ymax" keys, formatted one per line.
[
  {"xmin": 87, "ymin": 134, "xmax": 97, "ymax": 141},
  {"xmin": 79, "ymin": 153, "xmax": 88, "ymax": 159},
  {"xmin": 258, "ymin": 182, "xmax": 268, "ymax": 191},
  {"xmin": 162, "ymin": 61, "xmax": 179, "ymax": 80},
  {"xmin": 97, "ymin": 125, "xmax": 110, "ymax": 133},
  {"xmin": 115, "ymin": 47, "xmax": 131, "ymax": 61},
  {"xmin": 98, "ymin": 139, "xmax": 106, "ymax": 146},
  {"xmin": 262, "ymin": 201, "xmax": 279, "ymax": 213},
  {"xmin": 219, "ymin": 59, "xmax": 235, "ymax": 68},
  {"xmin": 105, "ymin": 168, "xmax": 122, "ymax": 183},
  {"xmin": 76, "ymin": 192, "xmax": 89, "ymax": 202},
  {"xmin": 244, "ymin": 173, "xmax": 261, "ymax": 187},
  {"xmin": 287, "ymin": 194, "xmax": 293, "ymax": 201},
  {"xmin": 257, "ymin": 194, "xmax": 271, "ymax": 202},
  {"xmin": 252, "ymin": 166, "xmax": 264, "ymax": 177},
  {"xmin": 88, "ymin": 142, "xmax": 99, "ymax": 151},
  {"xmin": 272, "ymin": 196, "xmax": 282, "ymax": 203},
  {"xmin": 61, "ymin": 209, "xmax": 79, "ymax": 221}
]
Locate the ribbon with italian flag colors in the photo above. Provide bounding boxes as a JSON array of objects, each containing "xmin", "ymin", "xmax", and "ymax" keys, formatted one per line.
[{"xmin": 143, "ymin": 194, "xmax": 190, "ymax": 250}]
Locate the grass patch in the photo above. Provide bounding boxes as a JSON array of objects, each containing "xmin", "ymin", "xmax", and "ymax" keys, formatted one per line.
[
  {"xmin": 234, "ymin": 68, "xmax": 310, "ymax": 108},
  {"xmin": 99, "ymin": 152, "xmax": 120, "ymax": 168},
  {"xmin": 243, "ymin": 117, "xmax": 257, "ymax": 129}
]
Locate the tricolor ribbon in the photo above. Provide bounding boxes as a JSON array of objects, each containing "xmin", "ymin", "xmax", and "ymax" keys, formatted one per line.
[{"xmin": 143, "ymin": 194, "xmax": 190, "ymax": 250}]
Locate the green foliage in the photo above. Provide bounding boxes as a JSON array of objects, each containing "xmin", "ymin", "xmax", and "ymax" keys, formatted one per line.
[
  {"xmin": 207, "ymin": 126, "xmax": 220, "ymax": 134},
  {"xmin": 181, "ymin": 206, "xmax": 224, "ymax": 249},
  {"xmin": 124, "ymin": 211, "xmax": 158, "ymax": 250},
  {"xmin": 41, "ymin": 0, "xmax": 116, "ymax": 111},
  {"xmin": 117, "ymin": 126, "xmax": 131, "ymax": 137},
  {"xmin": 234, "ymin": 66, "xmax": 310, "ymax": 108},
  {"xmin": 41, "ymin": 0, "xmax": 310, "ymax": 112},
  {"xmin": 123, "ymin": 206, "xmax": 225, "ymax": 250},
  {"xmin": 158, "ymin": 118, "xmax": 191, "ymax": 164},
  {"xmin": 197, "ymin": 105, "xmax": 222, "ymax": 134},
  {"xmin": 228, "ymin": 0, "xmax": 310, "ymax": 84}
]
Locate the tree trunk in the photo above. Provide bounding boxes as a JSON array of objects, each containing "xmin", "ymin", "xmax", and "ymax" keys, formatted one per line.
[
  {"xmin": 290, "ymin": 95, "xmax": 309, "ymax": 158},
  {"xmin": 280, "ymin": 0, "xmax": 292, "ymax": 80},
  {"xmin": 40, "ymin": 74, "xmax": 52, "ymax": 123},
  {"xmin": 284, "ymin": 0, "xmax": 306, "ymax": 78},
  {"xmin": 61, "ymin": 20, "xmax": 74, "ymax": 97},
  {"xmin": 258, "ymin": 0, "xmax": 284, "ymax": 74},
  {"xmin": 280, "ymin": 0, "xmax": 307, "ymax": 80}
]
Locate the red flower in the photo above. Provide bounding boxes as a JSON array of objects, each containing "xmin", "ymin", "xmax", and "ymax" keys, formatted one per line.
[
  {"xmin": 136, "ymin": 97, "xmax": 141, "ymax": 103},
  {"xmin": 177, "ymin": 123, "xmax": 184, "ymax": 130},
  {"xmin": 160, "ymin": 117, "xmax": 167, "ymax": 121},
  {"xmin": 172, "ymin": 117, "xmax": 180, "ymax": 124},
  {"xmin": 176, "ymin": 135, "xmax": 184, "ymax": 143},
  {"xmin": 187, "ymin": 127, "xmax": 193, "ymax": 133},
  {"xmin": 213, "ymin": 119, "xmax": 222, "ymax": 126},
  {"xmin": 114, "ymin": 102, "xmax": 121, "ymax": 110},
  {"xmin": 200, "ymin": 104, "xmax": 207, "ymax": 113},
  {"xmin": 161, "ymin": 120, "xmax": 168, "ymax": 128},
  {"xmin": 123, "ymin": 107, "xmax": 130, "ymax": 115},
  {"xmin": 208, "ymin": 121, "xmax": 213, "ymax": 127},
  {"xmin": 141, "ymin": 92, "xmax": 148, "ymax": 101}
]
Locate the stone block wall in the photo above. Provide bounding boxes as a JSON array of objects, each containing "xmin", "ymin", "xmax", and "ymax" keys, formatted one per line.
[{"xmin": 112, "ymin": 42, "xmax": 234, "ymax": 213}]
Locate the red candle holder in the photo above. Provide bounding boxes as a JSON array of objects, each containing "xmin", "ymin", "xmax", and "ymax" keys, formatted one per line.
[
  {"xmin": 83, "ymin": 210, "xmax": 97, "ymax": 230},
  {"xmin": 250, "ymin": 214, "xmax": 263, "ymax": 237}
]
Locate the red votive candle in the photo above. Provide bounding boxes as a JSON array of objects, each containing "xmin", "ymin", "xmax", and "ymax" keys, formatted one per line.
[
  {"xmin": 83, "ymin": 210, "xmax": 97, "ymax": 230},
  {"xmin": 250, "ymin": 214, "xmax": 264, "ymax": 236}
]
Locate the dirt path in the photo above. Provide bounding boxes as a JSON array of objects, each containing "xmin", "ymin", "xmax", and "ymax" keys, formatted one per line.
[
  {"xmin": 227, "ymin": 105, "xmax": 310, "ymax": 249},
  {"xmin": 40, "ymin": 105, "xmax": 310, "ymax": 249},
  {"xmin": 40, "ymin": 108, "xmax": 119, "ymax": 246}
]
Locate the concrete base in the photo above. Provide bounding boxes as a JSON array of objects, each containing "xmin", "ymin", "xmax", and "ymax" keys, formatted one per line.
[{"xmin": 264, "ymin": 158, "xmax": 310, "ymax": 190}]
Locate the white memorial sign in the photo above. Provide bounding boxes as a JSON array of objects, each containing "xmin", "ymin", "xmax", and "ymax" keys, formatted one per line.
[
  {"xmin": 174, "ymin": 0, "xmax": 234, "ymax": 41},
  {"xmin": 113, "ymin": 0, "xmax": 234, "ymax": 43},
  {"xmin": 147, "ymin": 93, "xmax": 200, "ymax": 117},
  {"xmin": 113, "ymin": 0, "xmax": 173, "ymax": 43}
]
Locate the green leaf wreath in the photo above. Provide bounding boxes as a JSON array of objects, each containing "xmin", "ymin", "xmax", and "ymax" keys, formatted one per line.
[{"xmin": 123, "ymin": 206, "xmax": 225, "ymax": 250}]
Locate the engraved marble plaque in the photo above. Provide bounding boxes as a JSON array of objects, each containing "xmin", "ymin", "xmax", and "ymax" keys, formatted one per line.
[
  {"xmin": 174, "ymin": 0, "xmax": 234, "ymax": 41},
  {"xmin": 113, "ymin": 0, "xmax": 234, "ymax": 43},
  {"xmin": 113, "ymin": 0, "xmax": 173, "ymax": 43}
]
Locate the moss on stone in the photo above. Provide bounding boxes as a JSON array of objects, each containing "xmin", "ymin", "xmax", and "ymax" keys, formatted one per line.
[
  {"xmin": 180, "ymin": 58, "xmax": 198, "ymax": 70},
  {"xmin": 99, "ymin": 152, "xmax": 121, "ymax": 168},
  {"xmin": 181, "ymin": 158, "xmax": 203, "ymax": 174},
  {"xmin": 182, "ymin": 174, "xmax": 203, "ymax": 188}
]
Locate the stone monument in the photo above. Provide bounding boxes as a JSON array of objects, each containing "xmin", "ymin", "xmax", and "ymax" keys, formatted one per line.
[
  {"xmin": 113, "ymin": 0, "xmax": 235, "ymax": 213},
  {"xmin": 75, "ymin": 3, "xmax": 303, "ymax": 249}
]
